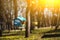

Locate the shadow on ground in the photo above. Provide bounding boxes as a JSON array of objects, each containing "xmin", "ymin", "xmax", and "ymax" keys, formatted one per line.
[
  {"xmin": 42, "ymin": 34, "xmax": 60, "ymax": 38},
  {"xmin": 0, "ymin": 31, "xmax": 25, "ymax": 37},
  {"xmin": 42, "ymin": 29, "xmax": 60, "ymax": 38}
]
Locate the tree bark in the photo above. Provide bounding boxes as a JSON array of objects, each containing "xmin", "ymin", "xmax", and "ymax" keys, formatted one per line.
[
  {"xmin": 25, "ymin": 7, "xmax": 30, "ymax": 38},
  {"xmin": 13, "ymin": 0, "xmax": 17, "ymax": 18}
]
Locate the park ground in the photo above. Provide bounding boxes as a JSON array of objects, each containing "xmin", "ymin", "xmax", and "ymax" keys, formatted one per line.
[{"xmin": 0, "ymin": 27, "xmax": 60, "ymax": 40}]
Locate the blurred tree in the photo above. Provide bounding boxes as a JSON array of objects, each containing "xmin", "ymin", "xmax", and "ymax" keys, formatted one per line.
[
  {"xmin": 0, "ymin": 0, "xmax": 7, "ymax": 36},
  {"xmin": 13, "ymin": 0, "xmax": 17, "ymax": 19},
  {"xmin": 54, "ymin": 8, "xmax": 59, "ymax": 30},
  {"xmin": 25, "ymin": 0, "xmax": 31, "ymax": 38}
]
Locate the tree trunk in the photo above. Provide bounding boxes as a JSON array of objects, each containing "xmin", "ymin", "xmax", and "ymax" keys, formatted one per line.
[
  {"xmin": 25, "ymin": 0, "xmax": 31, "ymax": 38},
  {"xmin": 25, "ymin": 8, "xmax": 30, "ymax": 38},
  {"xmin": 30, "ymin": 10, "xmax": 34, "ymax": 33},
  {"xmin": 37, "ymin": 11, "xmax": 41, "ymax": 28},
  {"xmin": 55, "ymin": 25, "xmax": 59, "ymax": 30},
  {"xmin": 13, "ymin": 0, "xmax": 18, "ymax": 30},
  {"xmin": 0, "ymin": 30, "xmax": 2, "ymax": 37},
  {"xmin": 13, "ymin": 0, "xmax": 17, "ymax": 19}
]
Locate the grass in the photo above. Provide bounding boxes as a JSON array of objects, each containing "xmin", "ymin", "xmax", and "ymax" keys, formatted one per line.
[{"xmin": 0, "ymin": 27, "xmax": 60, "ymax": 40}]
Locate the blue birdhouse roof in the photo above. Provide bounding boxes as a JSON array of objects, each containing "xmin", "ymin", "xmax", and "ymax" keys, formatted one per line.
[{"xmin": 17, "ymin": 16, "xmax": 26, "ymax": 21}]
